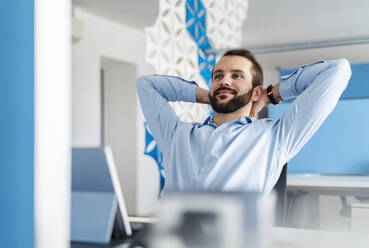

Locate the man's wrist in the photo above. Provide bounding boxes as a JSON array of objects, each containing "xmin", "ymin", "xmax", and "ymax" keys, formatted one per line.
[
  {"xmin": 196, "ymin": 87, "xmax": 209, "ymax": 104},
  {"xmin": 272, "ymin": 83, "xmax": 282, "ymax": 103},
  {"xmin": 266, "ymin": 83, "xmax": 282, "ymax": 105}
]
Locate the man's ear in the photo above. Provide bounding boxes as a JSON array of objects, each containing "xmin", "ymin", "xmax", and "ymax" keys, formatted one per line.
[{"xmin": 251, "ymin": 85, "xmax": 264, "ymax": 102}]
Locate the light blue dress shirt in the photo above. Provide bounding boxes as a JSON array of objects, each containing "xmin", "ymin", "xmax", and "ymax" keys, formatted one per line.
[{"xmin": 137, "ymin": 59, "xmax": 351, "ymax": 193}]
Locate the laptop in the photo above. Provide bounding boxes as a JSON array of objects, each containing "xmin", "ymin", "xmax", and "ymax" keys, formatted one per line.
[{"xmin": 71, "ymin": 146, "xmax": 134, "ymax": 244}]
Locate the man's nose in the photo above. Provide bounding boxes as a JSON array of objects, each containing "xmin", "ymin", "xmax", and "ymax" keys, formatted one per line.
[{"xmin": 220, "ymin": 76, "xmax": 232, "ymax": 87}]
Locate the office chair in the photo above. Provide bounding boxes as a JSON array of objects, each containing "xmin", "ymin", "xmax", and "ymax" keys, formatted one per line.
[{"xmin": 273, "ymin": 164, "xmax": 288, "ymax": 226}]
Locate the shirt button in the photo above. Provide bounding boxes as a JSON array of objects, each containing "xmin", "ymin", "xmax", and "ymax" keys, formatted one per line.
[{"xmin": 200, "ymin": 169, "xmax": 206, "ymax": 173}]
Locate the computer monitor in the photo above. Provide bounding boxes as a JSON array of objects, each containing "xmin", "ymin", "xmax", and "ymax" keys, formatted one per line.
[{"xmin": 71, "ymin": 146, "xmax": 132, "ymax": 244}]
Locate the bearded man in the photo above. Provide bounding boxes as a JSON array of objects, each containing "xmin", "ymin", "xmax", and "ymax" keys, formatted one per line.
[{"xmin": 136, "ymin": 49, "xmax": 351, "ymax": 193}]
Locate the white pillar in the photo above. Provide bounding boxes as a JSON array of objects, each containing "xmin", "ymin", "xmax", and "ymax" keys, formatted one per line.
[{"xmin": 34, "ymin": 0, "xmax": 71, "ymax": 247}]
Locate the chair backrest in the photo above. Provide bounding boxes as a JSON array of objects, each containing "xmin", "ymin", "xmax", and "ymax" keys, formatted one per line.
[{"xmin": 273, "ymin": 164, "xmax": 288, "ymax": 226}]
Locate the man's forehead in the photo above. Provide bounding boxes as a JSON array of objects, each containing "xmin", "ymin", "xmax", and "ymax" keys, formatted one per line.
[{"xmin": 213, "ymin": 55, "xmax": 253, "ymax": 72}]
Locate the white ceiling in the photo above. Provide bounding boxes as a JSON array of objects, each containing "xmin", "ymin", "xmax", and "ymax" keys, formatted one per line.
[
  {"xmin": 72, "ymin": 0, "xmax": 369, "ymax": 67},
  {"xmin": 244, "ymin": 0, "xmax": 369, "ymax": 46},
  {"xmin": 244, "ymin": 0, "xmax": 369, "ymax": 67},
  {"xmin": 72, "ymin": 0, "xmax": 159, "ymax": 29}
]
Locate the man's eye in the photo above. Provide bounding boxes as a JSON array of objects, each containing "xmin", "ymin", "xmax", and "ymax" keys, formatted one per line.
[
  {"xmin": 214, "ymin": 74, "xmax": 223, "ymax": 80},
  {"xmin": 233, "ymin": 74, "xmax": 242, "ymax": 79}
]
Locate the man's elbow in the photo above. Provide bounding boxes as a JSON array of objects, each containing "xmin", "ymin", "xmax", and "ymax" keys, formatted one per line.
[
  {"xmin": 136, "ymin": 75, "xmax": 153, "ymax": 91},
  {"xmin": 136, "ymin": 75, "xmax": 147, "ymax": 86},
  {"xmin": 332, "ymin": 58, "xmax": 352, "ymax": 80}
]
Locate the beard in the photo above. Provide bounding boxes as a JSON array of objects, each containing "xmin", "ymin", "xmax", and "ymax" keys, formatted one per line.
[{"xmin": 209, "ymin": 86, "xmax": 253, "ymax": 113}]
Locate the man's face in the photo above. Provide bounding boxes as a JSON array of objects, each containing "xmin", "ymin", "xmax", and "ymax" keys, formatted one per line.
[{"xmin": 209, "ymin": 55, "xmax": 254, "ymax": 113}]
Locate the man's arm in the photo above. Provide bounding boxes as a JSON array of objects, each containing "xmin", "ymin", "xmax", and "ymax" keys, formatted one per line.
[
  {"xmin": 273, "ymin": 59, "xmax": 351, "ymax": 160},
  {"xmin": 136, "ymin": 74, "xmax": 201, "ymax": 151},
  {"xmin": 253, "ymin": 59, "xmax": 351, "ymax": 160}
]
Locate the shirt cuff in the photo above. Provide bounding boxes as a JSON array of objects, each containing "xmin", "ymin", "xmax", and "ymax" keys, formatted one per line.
[{"xmin": 178, "ymin": 81, "xmax": 197, "ymax": 103}]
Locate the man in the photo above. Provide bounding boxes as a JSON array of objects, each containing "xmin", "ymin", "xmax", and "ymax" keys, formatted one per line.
[{"xmin": 137, "ymin": 49, "xmax": 351, "ymax": 194}]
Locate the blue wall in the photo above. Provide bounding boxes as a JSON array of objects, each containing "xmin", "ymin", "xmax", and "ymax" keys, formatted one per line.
[
  {"xmin": 269, "ymin": 62, "xmax": 369, "ymax": 174},
  {"xmin": 0, "ymin": 1, "xmax": 34, "ymax": 247}
]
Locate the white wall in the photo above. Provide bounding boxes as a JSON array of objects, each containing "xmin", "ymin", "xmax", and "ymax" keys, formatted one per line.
[
  {"xmin": 102, "ymin": 58, "xmax": 137, "ymax": 214},
  {"xmin": 72, "ymin": 7, "xmax": 152, "ymax": 146},
  {"xmin": 72, "ymin": 7, "xmax": 159, "ymax": 216},
  {"xmin": 261, "ymin": 66, "xmax": 280, "ymax": 87}
]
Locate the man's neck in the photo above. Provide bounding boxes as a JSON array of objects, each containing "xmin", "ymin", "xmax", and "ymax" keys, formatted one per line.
[{"xmin": 212, "ymin": 103, "xmax": 252, "ymax": 126}]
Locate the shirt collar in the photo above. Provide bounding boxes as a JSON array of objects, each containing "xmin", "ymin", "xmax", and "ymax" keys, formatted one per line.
[
  {"xmin": 202, "ymin": 116, "xmax": 216, "ymax": 127},
  {"xmin": 239, "ymin": 116, "xmax": 253, "ymax": 124},
  {"xmin": 202, "ymin": 115, "xmax": 252, "ymax": 126}
]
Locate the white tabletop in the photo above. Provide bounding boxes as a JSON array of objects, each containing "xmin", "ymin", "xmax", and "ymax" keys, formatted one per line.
[
  {"xmin": 287, "ymin": 174, "xmax": 369, "ymax": 189},
  {"xmin": 275, "ymin": 227, "xmax": 369, "ymax": 248}
]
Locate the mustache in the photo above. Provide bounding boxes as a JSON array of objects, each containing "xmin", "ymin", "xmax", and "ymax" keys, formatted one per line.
[{"xmin": 214, "ymin": 86, "xmax": 237, "ymax": 96}]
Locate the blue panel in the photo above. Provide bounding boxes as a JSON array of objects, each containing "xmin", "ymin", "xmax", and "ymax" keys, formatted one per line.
[
  {"xmin": 185, "ymin": 0, "xmax": 215, "ymax": 88},
  {"xmin": 185, "ymin": 0, "xmax": 211, "ymax": 51},
  {"xmin": 144, "ymin": 123, "xmax": 165, "ymax": 194},
  {"xmin": 0, "ymin": 1, "xmax": 34, "ymax": 248},
  {"xmin": 346, "ymin": 63, "xmax": 369, "ymax": 99},
  {"xmin": 280, "ymin": 62, "xmax": 369, "ymax": 99},
  {"xmin": 268, "ymin": 99, "xmax": 369, "ymax": 174}
]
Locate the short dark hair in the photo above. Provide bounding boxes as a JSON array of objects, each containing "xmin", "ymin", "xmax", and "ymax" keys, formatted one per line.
[{"xmin": 220, "ymin": 49, "xmax": 263, "ymax": 88}]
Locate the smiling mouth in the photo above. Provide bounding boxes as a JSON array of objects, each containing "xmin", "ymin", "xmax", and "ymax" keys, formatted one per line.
[
  {"xmin": 215, "ymin": 88, "xmax": 237, "ymax": 96},
  {"xmin": 217, "ymin": 90, "xmax": 234, "ymax": 95},
  {"xmin": 216, "ymin": 91, "xmax": 236, "ymax": 101},
  {"xmin": 217, "ymin": 94, "xmax": 230, "ymax": 100},
  {"xmin": 216, "ymin": 92, "xmax": 236, "ymax": 101}
]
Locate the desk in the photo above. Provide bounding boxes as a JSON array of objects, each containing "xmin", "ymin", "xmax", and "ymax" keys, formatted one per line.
[
  {"xmin": 287, "ymin": 174, "xmax": 369, "ymax": 196},
  {"xmin": 275, "ymin": 227, "xmax": 369, "ymax": 248},
  {"xmin": 285, "ymin": 174, "xmax": 369, "ymax": 228}
]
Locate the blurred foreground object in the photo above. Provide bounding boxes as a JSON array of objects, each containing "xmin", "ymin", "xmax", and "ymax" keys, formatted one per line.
[{"xmin": 150, "ymin": 192, "xmax": 275, "ymax": 248}]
